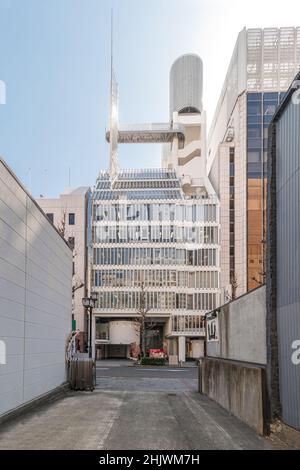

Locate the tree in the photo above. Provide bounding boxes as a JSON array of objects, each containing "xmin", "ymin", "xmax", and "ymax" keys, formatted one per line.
[
  {"xmin": 57, "ymin": 209, "xmax": 67, "ymax": 238},
  {"xmin": 134, "ymin": 283, "xmax": 160, "ymax": 358},
  {"xmin": 230, "ymin": 272, "xmax": 238, "ymax": 301},
  {"xmin": 58, "ymin": 209, "xmax": 85, "ymax": 317},
  {"xmin": 251, "ymin": 238, "xmax": 267, "ymax": 287}
]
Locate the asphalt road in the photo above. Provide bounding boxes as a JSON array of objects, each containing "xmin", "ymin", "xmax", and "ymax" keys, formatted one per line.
[
  {"xmin": 96, "ymin": 365, "xmax": 198, "ymax": 378},
  {"xmin": 0, "ymin": 364, "xmax": 274, "ymax": 450},
  {"xmin": 96, "ymin": 364, "xmax": 198, "ymax": 391}
]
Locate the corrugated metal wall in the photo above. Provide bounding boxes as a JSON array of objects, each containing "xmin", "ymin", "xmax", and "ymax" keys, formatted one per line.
[{"xmin": 276, "ymin": 96, "xmax": 300, "ymax": 429}]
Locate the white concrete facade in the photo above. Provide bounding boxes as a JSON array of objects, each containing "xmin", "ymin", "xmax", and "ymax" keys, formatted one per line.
[
  {"xmin": 92, "ymin": 169, "xmax": 220, "ymax": 360},
  {"xmin": 208, "ymin": 94, "xmax": 248, "ymax": 298},
  {"xmin": 162, "ymin": 111, "xmax": 215, "ymax": 198},
  {"xmin": 37, "ymin": 187, "xmax": 90, "ymax": 332},
  {"xmin": 0, "ymin": 159, "xmax": 72, "ymax": 417},
  {"xmin": 162, "ymin": 54, "xmax": 215, "ymax": 198}
]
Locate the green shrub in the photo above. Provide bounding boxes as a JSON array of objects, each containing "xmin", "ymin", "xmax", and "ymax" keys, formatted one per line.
[{"xmin": 139, "ymin": 357, "xmax": 166, "ymax": 366}]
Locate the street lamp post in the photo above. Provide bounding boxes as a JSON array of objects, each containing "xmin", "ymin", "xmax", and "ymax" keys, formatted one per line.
[{"xmin": 82, "ymin": 292, "xmax": 98, "ymax": 359}]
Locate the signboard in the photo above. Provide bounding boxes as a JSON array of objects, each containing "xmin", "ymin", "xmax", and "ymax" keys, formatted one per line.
[
  {"xmin": 149, "ymin": 349, "xmax": 164, "ymax": 358},
  {"xmin": 206, "ymin": 316, "xmax": 219, "ymax": 342}
]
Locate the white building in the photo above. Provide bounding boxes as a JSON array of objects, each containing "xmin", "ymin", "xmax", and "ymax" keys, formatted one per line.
[
  {"xmin": 0, "ymin": 158, "xmax": 72, "ymax": 417},
  {"xmin": 92, "ymin": 168, "xmax": 220, "ymax": 362},
  {"xmin": 37, "ymin": 187, "xmax": 90, "ymax": 337},
  {"xmin": 207, "ymin": 27, "xmax": 300, "ymax": 297},
  {"xmin": 95, "ymin": 53, "xmax": 220, "ymax": 362},
  {"xmin": 162, "ymin": 54, "xmax": 215, "ymax": 198}
]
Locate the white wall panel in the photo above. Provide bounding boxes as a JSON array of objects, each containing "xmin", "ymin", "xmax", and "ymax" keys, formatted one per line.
[{"xmin": 0, "ymin": 159, "xmax": 72, "ymax": 417}]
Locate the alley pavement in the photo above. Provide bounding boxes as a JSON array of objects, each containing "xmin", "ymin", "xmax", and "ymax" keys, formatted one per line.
[{"xmin": 0, "ymin": 363, "xmax": 273, "ymax": 450}]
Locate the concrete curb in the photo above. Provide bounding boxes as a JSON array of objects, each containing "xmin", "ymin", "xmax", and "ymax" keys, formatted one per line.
[{"xmin": 0, "ymin": 383, "xmax": 70, "ymax": 426}]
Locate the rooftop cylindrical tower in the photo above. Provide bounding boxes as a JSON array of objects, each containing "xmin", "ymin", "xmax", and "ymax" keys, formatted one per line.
[{"xmin": 170, "ymin": 54, "xmax": 203, "ymax": 120}]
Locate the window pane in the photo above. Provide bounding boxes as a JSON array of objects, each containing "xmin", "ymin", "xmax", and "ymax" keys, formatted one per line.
[{"xmin": 69, "ymin": 213, "xmax": 75, "ymax": 225}]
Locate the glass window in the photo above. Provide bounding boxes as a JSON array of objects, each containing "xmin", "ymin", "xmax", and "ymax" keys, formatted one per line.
[
  {"xmin": 279, "ymin": 92, "xmax": 286, "ymax": 102},
  {"xmin": 263, "ymin": 92, "xmax": 278, "ymax": 101},
  {"xmin": 119, "ymin": 226, "xmax": 127, "ymax": 242},
  {"xmin": 187, "ymin": 294, "xmax": 193, "ymax": 310},
  {"xmin": 69, "ymin": 213, "xmax": 75, "ymax": 225},
  {"xmin": 248, "ymin": 124, "xmax": 261, "ymax": 139},
  {"xmin": 247, "ymin": 123, "xmax": 262, "ymax": 149},
  {"xmin": 263, "ymin": 103, "xmax": 276, "ymax": 116},
  {"xmin": 186, "ymin": 206, "xmax": 193, "ymax": 222},
  {"xmin": 175, "ymin": 205, "xmax": 183, "ymax": 221},
  {"xmin": 247, "ymin": 162, "xmax": 262, "ymax": 179},
  {"xmin": 247, "ymin": 101, "xmax": 261, "ymax": 116},
  {"xmin": 141, "ymin": 226, "xmax": 148, "ymax": 241},
  {"xmin": 247, "ymin": 92, "xmax": 262, "ymax": 101},
  {"xmin": 248, "ymin": 150, "xmax": 261, "ymax": 163},
  {"xmin": 247, "ymin": 115, "xmax": 261, "ymax": 124}
]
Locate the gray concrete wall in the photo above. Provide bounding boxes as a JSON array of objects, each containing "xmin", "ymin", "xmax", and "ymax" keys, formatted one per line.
[
  {"xmin": 202, "ymin": 357, "xmax": 267, "ymax": 435},
  {"xmin": 0, "ymin": 159, "xmax": 72, "ymax": 417},
  {"xmin": 207, "ymin": 285, "xmax": 266, "ymax": 364}
]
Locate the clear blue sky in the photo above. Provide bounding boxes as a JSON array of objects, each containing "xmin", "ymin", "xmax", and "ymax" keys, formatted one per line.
[{"xmin": 0, "ymin": 0, "xmax": 299, "ymax": 197}]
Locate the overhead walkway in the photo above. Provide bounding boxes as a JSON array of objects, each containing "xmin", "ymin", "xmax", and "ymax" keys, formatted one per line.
[{"xmin": 106, "ymin": 122, "xmax": 185, "ymax": 144}]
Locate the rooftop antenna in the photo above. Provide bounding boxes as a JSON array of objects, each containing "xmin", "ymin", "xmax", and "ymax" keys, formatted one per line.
[
  {"xmin": 44, "ymin": 169, "xmax": 48, "ymax": 197},
  {"xmin": 109, "ymin": 9, "xmax": 119, "ymax": 178}
]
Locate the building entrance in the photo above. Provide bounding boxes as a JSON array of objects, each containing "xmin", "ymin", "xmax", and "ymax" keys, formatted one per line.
[{"xmin": 96, "ymin": 344, "xmax": 130, "ymax": 359}]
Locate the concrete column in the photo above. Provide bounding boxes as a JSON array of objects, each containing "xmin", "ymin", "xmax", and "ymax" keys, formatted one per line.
[
  {"xmin": 171, "ymin": 136, "xmax": 179, "ymax": 169},
  {"xmin": 92, "ymin": 314, "xmax": 96, "ymax": 360},
  {"xmin": 191, "ymin": 340, "xmax": 204, "ymax": 359},
  {"xmin": 178, "ymin": 336, "xmax": 186, "ymax": 363}
]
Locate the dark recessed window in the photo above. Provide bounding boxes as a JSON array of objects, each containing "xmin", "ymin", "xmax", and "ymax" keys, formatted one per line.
[
  {"xmin": 247, "ymin": 92, "xmax": 262, "ymax": 102},
  {"xmin": 69, "ymin": 213, "xmax": 75, "ymax": 225},
  {"xmin": 46, "ymin": 213, "xmax": 54, "ymax": 223},
  {"xmin": 68, "ymin": 237, "xmax": 75, "ymax": 250}
]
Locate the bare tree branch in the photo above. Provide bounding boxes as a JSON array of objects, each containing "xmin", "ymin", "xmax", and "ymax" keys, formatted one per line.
[
  {"xmin": 72, "ymin": 282, "xmax": 85, "ymax": 294},
  {"xmin": 134, "ymin": 283, "xmax": 160, "ymax": 358},
  {"xmin": 57, "ymin": 210, "xmax": 85, "ymax": 316},
  {"xmin": 230, "ymin": 272, "xmax": 238, "ymax": 300},
  {"xmin": 57, "ymin": 209, "xmax": 67, "ymax": 237}
]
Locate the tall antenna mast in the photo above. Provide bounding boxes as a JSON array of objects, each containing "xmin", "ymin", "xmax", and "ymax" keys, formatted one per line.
[
  {"xmin": 28, "ymin": 168, "xmax": 32, "ymax": 194},
  {"xmin": 44, "ymin": 169, "xmax": 48, "ymax": 197},
  {"xmin": 109, "ymin": 9, "xmax": 119, "ymax": 178}
]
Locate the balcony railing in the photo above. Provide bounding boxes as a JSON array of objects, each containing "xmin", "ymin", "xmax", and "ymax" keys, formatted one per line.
[{"xmin": 171, "ymin": 327, "xmax": 206, "ymax": 337}]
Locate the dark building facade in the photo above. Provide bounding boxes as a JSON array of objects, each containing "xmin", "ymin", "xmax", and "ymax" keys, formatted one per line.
[
  {"xmin": 246, "ymin": 91, "xmax": 286, "ymax": 290},
  {"xmin": 267, "ymin": 72, "xmax": 300, "ymax": 430}
]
